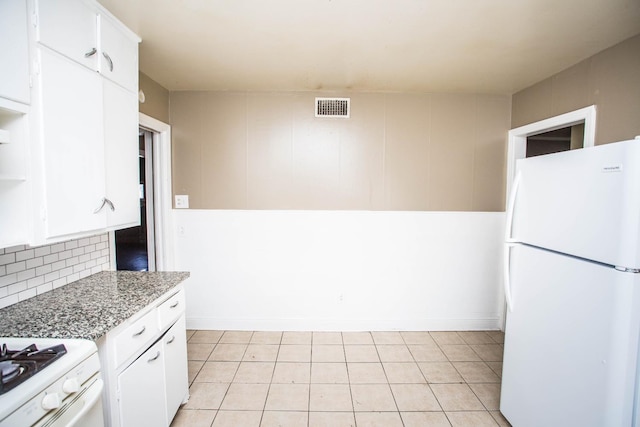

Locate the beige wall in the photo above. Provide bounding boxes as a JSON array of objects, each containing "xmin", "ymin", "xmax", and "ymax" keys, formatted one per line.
[
  {"xmin": 512, "ymin": 34, "xmax": 640, "ymax": 145},
  {"xmin": 170, "ymin": 91, "xmax": 510, "ymax": 211},
  {"xmin": 139, "ymin": 72, "xmax": 170, "ymax": 123}
]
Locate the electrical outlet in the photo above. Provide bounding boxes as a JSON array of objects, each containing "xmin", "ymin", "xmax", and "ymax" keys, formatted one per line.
[{"xmin": 175, "ymin": 195, "xmax": 189, "ymax": 209}]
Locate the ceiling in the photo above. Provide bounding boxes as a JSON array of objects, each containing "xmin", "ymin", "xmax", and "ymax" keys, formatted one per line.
[{"xmin": 98, "ymin": 0, "xmax": 640, "ymax": 94}]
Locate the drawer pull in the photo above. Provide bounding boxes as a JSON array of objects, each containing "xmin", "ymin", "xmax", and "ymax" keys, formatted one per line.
[
  {"xmin": 84, "ymin": 47, "xmax": 97, "ymax": 58},
  {"xmin": 170, "ymin": 301, "xmax": 179, "ymax": 309},
  {"xmin": 147, "ymin": 351, "xmax": 160, "ymax": 363},
  {"xmin": 167, "ymin": 335, "xmax": 175, "ymax": 345},
  {"xmin": 132, "ymin": 325, "xmax": 146, "ymax": 337}
]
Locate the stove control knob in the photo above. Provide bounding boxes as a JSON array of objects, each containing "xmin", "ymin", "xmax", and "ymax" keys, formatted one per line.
[
  {"xmin": 42, "ymin": 392, "xmax": 61, "ymax": 410},
  {"xmin": 62, "ymin": 377, "xmax": 80, "ymax": 394}
]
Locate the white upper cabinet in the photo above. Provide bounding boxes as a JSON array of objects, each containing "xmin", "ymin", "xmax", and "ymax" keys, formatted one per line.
[
  {"xmin": 103, "ymin": 79, "xmax": 139, "ymax": 229},
  {"xmin": 36, "ymin": 0, "xmax": 139, "ymax": 92},
  {"xmin": 25, "ymin": 0, "xmax": 141, "ymax": 244},
  {"xmin": 99, "ymin": 15, "xmax": 138, "ymax": 92},
  {"xmin": 0, "ymin": 0, "xmax": 30, "ymax": 104},
  {"xmin": 36, "ymin": 48, "xmax": 105, "ymax": 238},
  {"xmin": 0, "ymin": 0, "xmax": 140, "ymax": 246},
  {"xmin": 36, "ymin": 0, "xmax": 98, "ymax": 71}
]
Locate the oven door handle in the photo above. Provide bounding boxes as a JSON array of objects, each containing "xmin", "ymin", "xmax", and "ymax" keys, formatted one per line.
[{"xmin": 66, "ymin": 378, "xmax": 104, "ymax": 427}]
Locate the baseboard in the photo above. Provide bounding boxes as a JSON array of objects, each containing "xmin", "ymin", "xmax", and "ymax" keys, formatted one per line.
[{"xmin": 185, "ymin": 316, "xmax": 502, "ymax": 332}]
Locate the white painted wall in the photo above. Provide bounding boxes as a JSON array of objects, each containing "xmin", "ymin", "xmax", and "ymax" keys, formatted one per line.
[{"xmin": 173, "ymin": 210, "xmax": 505, "ymax": 331}]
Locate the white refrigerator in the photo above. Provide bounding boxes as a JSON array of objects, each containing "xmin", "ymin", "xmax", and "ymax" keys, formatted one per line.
[{"xmin": 500, "ymin": 139, "xmax": 640, "ymax": 427}]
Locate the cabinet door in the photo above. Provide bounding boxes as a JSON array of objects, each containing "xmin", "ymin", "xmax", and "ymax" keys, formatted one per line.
[
  {"xmin": 0, "ymin": 0, "xmax": 30, "ymax": 104},
  {"xmin": 99, "ymin": 15, "xmax": 138, "ymax": 92},
  {"xmin": 38, "ymin": 48, "xmax": 105, "ymax": 238},
  {"xmin": 118, "ymin": 340, "xmax": 166, "ymax": 427},
  {"xmin": 36, "ymin": 0, "xmax": 98, "ymax": 71},
  {"xmin": 163, "ymin": 316, "xmax": 188, "ymax": 424},
  {"xmin": 103, "ymin": 80, "xmax": 140, "ymax": 229}
]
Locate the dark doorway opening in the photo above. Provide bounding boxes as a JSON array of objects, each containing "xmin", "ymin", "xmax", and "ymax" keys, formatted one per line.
[
  {"xmin": 526, "ymin": 123, "xmax": 585, "ymax": 158},
  {"xmin": 115, "ymin": 128, "xmax": 155, "ymax": 271}
]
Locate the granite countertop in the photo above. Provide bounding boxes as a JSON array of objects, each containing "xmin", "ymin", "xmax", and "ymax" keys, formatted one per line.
[{"xmin": 0, "ymin": 271, "xmax": 189, "ymax": 340}]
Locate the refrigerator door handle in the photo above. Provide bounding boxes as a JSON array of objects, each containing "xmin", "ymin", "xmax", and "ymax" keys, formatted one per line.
[
  {"xmin": 505, "ymin": 171, "xmax": 522, "ymax": 243},
  {"xmin": 504, "ymin": 243, "xmax": 515, "ymax": 312}
]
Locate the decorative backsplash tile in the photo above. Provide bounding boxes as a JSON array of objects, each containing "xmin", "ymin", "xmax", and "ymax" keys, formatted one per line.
[{"xmin": 0, "ymin": 234, "xmax": 110, "ymax": 309}]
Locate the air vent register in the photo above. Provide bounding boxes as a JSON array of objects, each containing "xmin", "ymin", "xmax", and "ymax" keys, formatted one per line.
[{"xmin": 315, "ymin": 97, "xmax": 350, "ymax": 118}]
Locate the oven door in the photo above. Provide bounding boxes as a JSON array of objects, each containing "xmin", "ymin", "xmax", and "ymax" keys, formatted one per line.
[{"xmin": 36, "ymin": 375, "xmax": 104, "ymax": 427}]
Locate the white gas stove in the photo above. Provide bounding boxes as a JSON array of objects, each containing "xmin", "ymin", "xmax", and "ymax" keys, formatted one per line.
[{"xmin": 0, "ymin": 337, "xmax": 104, "ymax": 427}]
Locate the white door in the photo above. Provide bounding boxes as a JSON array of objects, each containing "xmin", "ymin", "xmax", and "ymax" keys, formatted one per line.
[
  {"xmin": 103, "ymin": 79, "xmax": 139, "ymax": 229},
  {"xmin": 117, "ymin": 341, "xmax": 166, "ymax": 427},
  {"xmin": 501, "ymin": 244, "xmax": 640, "ymax": 427},
  {"xmin": 0, "ymin": 0, "xmax": 30, "ymax": 104},
  {"xmin": 36, "ymin": 0, "xmax": 98, "ymax": 70},
  {"xmin": 163, "ymin": 316, "xmax": 188, "ymax": 424},
  {"xmin": 98, "ymin": 14, "xmax": 138, "ymax": 92},
  {"xmin": 38, "ymin": 48, "xmax": 105, "ymax": 238}
]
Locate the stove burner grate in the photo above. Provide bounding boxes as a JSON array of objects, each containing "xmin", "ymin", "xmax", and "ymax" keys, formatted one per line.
[{"xmin": 0, "ymin": 343, "xmax": 67, "ymax": 395}]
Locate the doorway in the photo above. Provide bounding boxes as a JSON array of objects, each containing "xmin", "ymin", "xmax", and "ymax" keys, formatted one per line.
[
  {"xmin": 109, "ymin": 113, "xmax": 174, "ymax": 272},
  {"xmin": 500, "ymin": 106, "xmax": 596, "ymax": 331},
  {"xmin": 526, "ymin": 123, "xmax": 585, "ymax": 158},
  {"xmin": 505, "ymin": 105, "xmax": 596, "ymax": 206},
  {"xmin": 114, "ymin": 128, "xmax": 156, "ymax": 271}
]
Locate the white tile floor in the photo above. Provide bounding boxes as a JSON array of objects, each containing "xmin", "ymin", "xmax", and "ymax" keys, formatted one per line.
[{"xmin": 171, "ymin": 330, "xmax": 512, "ymax": 427}]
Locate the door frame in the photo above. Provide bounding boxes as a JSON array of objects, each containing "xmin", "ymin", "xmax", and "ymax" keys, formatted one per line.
[
  {"xmin": 140, "ymin": 113, "xmax": 175, "ymax": 270},
  {"xmin": 501, "ymin": 105, "xmax": 596, "ymax": 331},
  {"xmin": 110, "ymin": 113, "xmax": 175, "ymax": 271},
  {"xmin": 141, "ymin": 129, "xmax": 156, "ymax": 271},
  {"xmin": 505, "ymin": 105, "xmax": 596, "ymax": 208}
]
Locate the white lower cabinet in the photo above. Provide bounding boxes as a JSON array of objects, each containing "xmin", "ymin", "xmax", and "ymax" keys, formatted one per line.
[
  {"xmin": 117, "ymin": 316, "xmax": 187, "ymax": 427},
  {"xmin": 99, "ymin": 287, "xmax": 189, "ymax": 427},
  {"xmin": 117, "ymin": 340, "xmax": 166, "ymax": 427},
  {"xmin": 163, "ymin": 315, "xmax": 188, "ymax": 424}
]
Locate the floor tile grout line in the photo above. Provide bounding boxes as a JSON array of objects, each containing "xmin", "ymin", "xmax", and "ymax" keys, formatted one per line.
[
  {"xmin": 181, "ymin": 330, "xmax": 507, "ymax": 427},
  {"xmin": 429, "ymin": 333, "xmax": 498, "ymax": 417},
  {"xmin": 258, "ymin": 332, "xmax": 282, "ymax": 425},
  {"xmin": 210, "ymin": 331, "xmax": 252, "ymax": 425}
]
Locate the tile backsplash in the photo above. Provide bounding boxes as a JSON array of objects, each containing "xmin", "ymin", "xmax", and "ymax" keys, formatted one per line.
[{"xmin": 0, "ymin": 234, "xmax": 110, "ymax": 309}]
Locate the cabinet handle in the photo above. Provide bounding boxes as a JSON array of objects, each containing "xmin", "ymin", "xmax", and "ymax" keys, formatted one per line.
[
  {"xmin": 147, "ymin": 351, "xmax": 160, "ymax": 362},
  {"xmin": 170, "ymin": 301, "xmax": 179, "ymax": 309},
  {"xmin": 167, "ymin": 335, "xmax": 175, "ymax": 345},
  {"xmin": 132, "ymin": 325, "xmax": 146, "ymax": 337},
  {"xmin": 102, "ymin": 52, "xmax": 114, "ymax": 72},
  {"xmin": 94, "ymin": 198, "xmax": 115, "ymax": 213},
  {"xmin": 93, "ymin": 198, "xmax": 107, "ymax": 214},
  {"xmin": 84, "ymin": 47, "xmax": 97, "ymax": 58}
]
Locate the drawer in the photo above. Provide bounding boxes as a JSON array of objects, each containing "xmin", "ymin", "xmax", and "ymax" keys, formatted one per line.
[
  {"xmin": 158, "ymin": 288, "xmax": 185, "ymax": 331},
  {"xmin": 113, "ymin": 309, "xmax": 157, "ymax": 367}
]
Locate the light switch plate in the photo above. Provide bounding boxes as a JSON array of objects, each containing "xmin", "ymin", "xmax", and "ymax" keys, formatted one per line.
[{"xmin": 175, "ymin": 195, "xmax": 189, "ymax": 209}]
